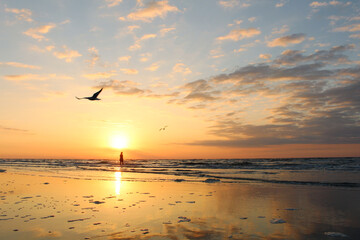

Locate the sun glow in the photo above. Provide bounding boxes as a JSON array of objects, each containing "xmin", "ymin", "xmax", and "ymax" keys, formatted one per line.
[{"xmin": 111, "ymin": 135, "xmax": 128, "ymax": 149}]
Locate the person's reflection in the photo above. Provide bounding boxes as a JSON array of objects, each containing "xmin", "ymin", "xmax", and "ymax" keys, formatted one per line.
[{"xmin": 115, "ymin": 171, "xmax": 122, "ymax": 195}]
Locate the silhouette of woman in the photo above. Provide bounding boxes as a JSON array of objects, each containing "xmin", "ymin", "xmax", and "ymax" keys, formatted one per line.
[{"xmin": 120, "ymin": 152, "xmax": 124, "ymax": 165}]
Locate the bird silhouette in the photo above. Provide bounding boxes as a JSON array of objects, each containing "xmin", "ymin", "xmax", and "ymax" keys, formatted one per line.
[
  {"xmin": 159, "ymin": 125, "xmax": 168, "ymax": 131},
  {"xmin": 76, "ymin": 88, "xmax": 103, "ymax": 101}
]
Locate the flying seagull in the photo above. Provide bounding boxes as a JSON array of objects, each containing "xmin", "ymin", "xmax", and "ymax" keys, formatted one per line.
[
  {"xmin": 159, "ymin": 125, "xmax": 168, "ymax": 131},
  {"xmin": 76, "ymin": 88, "xmax": 103, "ymax": 101}
]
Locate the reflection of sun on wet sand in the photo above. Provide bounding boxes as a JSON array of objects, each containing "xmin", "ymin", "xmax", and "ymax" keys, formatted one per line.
[{"xmin": 0, "ymin": 169, "xmax": 359, "ymax": 239}]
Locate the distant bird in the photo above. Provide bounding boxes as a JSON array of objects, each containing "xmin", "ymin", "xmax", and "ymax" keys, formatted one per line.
[
  {"xmin": 159, "ymin": 125, "xmax": 168, "ymax": 131},
  {"xmin": 76, "ymin": 88, "xmax": 103, "ymax": 101}
]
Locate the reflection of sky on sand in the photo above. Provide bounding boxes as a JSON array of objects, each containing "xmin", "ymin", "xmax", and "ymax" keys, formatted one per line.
[{"xmin": 0, "ymin": 171, "xmax": 359, "ymax": 239}]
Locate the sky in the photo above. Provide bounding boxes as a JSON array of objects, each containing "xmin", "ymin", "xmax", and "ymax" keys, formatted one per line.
[{"xmin": 0, "ymin": 0, "xmax": 360, "ymax": 159}]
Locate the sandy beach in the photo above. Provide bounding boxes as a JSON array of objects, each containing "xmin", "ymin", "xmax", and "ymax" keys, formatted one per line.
[{"xmin": 1, "ymin": 168, "xmax": 359, "ymax": 240}]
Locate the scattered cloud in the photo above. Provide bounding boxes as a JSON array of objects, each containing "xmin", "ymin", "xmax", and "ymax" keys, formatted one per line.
[
  {"xmin": 173, "ymin": 63, "xmax": 192, "ymax": 75},
  {"xmin": 129, "ymin": 33, "xmax": 157, "ymax": 51},
  {"xmin": 0, "ymin": 62, "xmax": 41, "ymax": 69},
  {"xmin": 160, "ymin": 27, "xmax": 176, "ymax": 36},
  {"xmin": 83, "ymin": 71, "xmax": 116, "ymax": 79},
  {"xmin": 259, "ymin": 54, "xmax": 271, "ymax": 59},
  {"xmin": 217, "ymin": 28, "xmax": 261, "ymax": 41},
  {"xmin": 219, "ymin": 0, "xmax": 240, "ymax": 8},
  {"xmin": 5, "ymin": 8, "xmax": 33, "ymax": 22},
  {"xmin": 4, "ymin": 74, "xmax": 47, "ymax": 81},
  {"xmin": 268, "ymin": 33, "xmax": 306, "ymax": 47},
  {"xmin": 0, "ymin": 125, "xmax": 29, "ymax": 133},
  {"xmin": 146, "ymin": 62, "xmax": 160, "ymax": 71},
  {"xmin": 120, "ymin": 68, "xmax": 139, "ymax": 75},
  {"xmin": 97, "ymin": 79, "xmax": 146, "ymax": 95},
  {"xmin": 234, "ymin": 48, "xmax": 246, "ymax": 53},
  {"xmin": 126, "ymin": 0, "xmax": 179, "ymax": 22},
  {"xmin": 219, "ymin": 0, "xmax": 250, "ymax": 8},
  {"xmin": 23, "ymin": 24, "xmax": 56, "ymax": 41},
  {"xmin": 53, "ymin": 46, "xmax": 82, "ymax": 62},
  {"xmin": 106, "ymin": 0, "xmax": 123, "ymax": 7},
  {"xmin": 274, "ymin": 44, "xmax": 354, "ymax": 65},
  {"xmin": 4, "ymin": 73, "xmax": 73, "ymax": 81},
  {"xmin": 87, "ymin": 47, "xmax": 100, "ymax": 67},
  {"xmin": 248, "ymin": 17, "xmax": 256, "ymax": 22},
  {"xmin": 310, "ymin": 1, "xmax": 329, "ymax": 7},
  {"xmin": 276, "ymin": 0, "xmax": 288, "ymax": 8},
  {"xmin": 310, "ymin": 1, "xmax": 351, "ymax": 8},
  {"xmin": 333, "ymin": 23, "xmax": 360, "ymax": 32},
  {"xmin": 271, "ymin": 25, "xmax": 289, "ymax": 35},
  {"xmin": 118, "ymin": 56, "xmax": 131, "ymax": 62},
  {"xmin": 350, "ymin": 33, "xmax": 360, "ymax": 39}
]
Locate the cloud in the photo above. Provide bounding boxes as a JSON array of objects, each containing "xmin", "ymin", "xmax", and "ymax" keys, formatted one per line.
[
  {"xmin": 146, "ymin": 62, "xmax": 160, "ymax": 71},
  {"xmin": 173, "ymin": 63, "xmax": 192, "ymax": 75},
  {"xmin": 160, "ymin": 27, "xmax": 175, "ymax": 36},
  {"xmin": 0, "ymin": 62, "xmax": 41, "ymax": 69},
  {"xmin": 259, "ymin": 54, "xmax": 271, "ymax": 59},
  {"xmin": 217, "ymin": 28, "xmax": 261, "ymax": 41},
  {"xmin": 129, "ymin": 33, "xmax": 157, "ymax": 51},
  {"xmin": 86, "ymin": 47, "xmax": 100, "ymax": 67},
  {"xmin": 350, "ymin": 34, "xmax": 360, "ymax": 39},
  {"xmin": 166, "ymin": 45, "xmax": 360, "ymax": 147},
  {"xmin": 118, "ymin": 56, "xmax": 131, "ymax": 62},
  {"xmin": 271, "ymin": 25, "xmax": 289, "ymax": 35},
  {"xmin": 53, "ymin": 46, "xmax": 82, "ymax": 62},
  {"xmin": 267, "ymin": 33, "xmax": 306, "ymax": 47},
  {"xmin": 310, "ymin": 1, "xmax": 328, "ymax": 7},
  {"xmin": 219, "ymin": 0, "xmax": 239, "ymax": 8},
  {"xmin": 120, "ymin": 68, "xmax": 139, "ymax": 75},
  {"xmin": 126, "ymin": 0, "xmax": 179, "ymax": 22},
  {"xmin": 274, "ymin": 44, "xmax": 355, "ymax": 65},
  {"xmin": 5, "ymin": 8, "xmax": 33, "ymax": 22},
  {"xmin": 276, "ymin": 0, "xmax": 288, "ymax": 8},
  {"xmin": 83, "ymin": 71, "xmax": 116, "ymax": 79},
  {"xmin": 106, "ymin": 0, "xmax": 123, "ymax": 7},
  {"xmin": 4, "ymin": 73, "xmax": 73, "ymax": 81},
  {"xmin": 4, "ymin": 74, "xmax": 47, "ymax": 81},
  {"xmin": 333, "ymin": 23, "xmax": 360, "ymax": 32},
  {"xmin": 97, "ymin": 79, "xmax": 146, "ymax": 95},
  {"xmin": 219, "ymin": 0, "xmax": 250, "ymax": 8},
  {"xmin": 0, "ymin": 125, "xmax": 29, "ymax": 133},
  {"xmin": 310, "ymin": 1, "xmax": 351, "ymax": 8},
  {"xmin": 248, "ymin": 17, "xmax": 256, "ymax": 22},
  {"xmin": 23, "ymin": 24, "xmax": 56, "ymax": 41}
]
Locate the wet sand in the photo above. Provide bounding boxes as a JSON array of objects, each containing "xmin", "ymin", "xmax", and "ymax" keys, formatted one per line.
[{"xmin": 0, "ymin": 170, "xmax": 359, "ymax": 240}]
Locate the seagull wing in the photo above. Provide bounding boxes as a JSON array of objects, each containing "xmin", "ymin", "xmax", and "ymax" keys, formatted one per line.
[{"xmin": 92, "ymin": 88, "xmax": 103, "ymax": 98}]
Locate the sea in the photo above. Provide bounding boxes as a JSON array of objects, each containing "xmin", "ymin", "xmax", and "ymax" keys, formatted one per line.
[{"xmin": 0, "ymin": 157, "xmax": 359, "ymax": 188}]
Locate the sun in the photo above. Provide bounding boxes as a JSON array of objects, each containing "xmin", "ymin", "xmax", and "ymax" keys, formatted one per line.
[{"xmin": 111, "ymin": 135, "xmax": 128, "ymax": 149}]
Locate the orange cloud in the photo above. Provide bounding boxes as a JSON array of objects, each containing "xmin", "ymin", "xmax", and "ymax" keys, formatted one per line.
[
  {"xmin": 53, "ymin": 46, "xmax": 82, "ymax": 62},
  {"xmin": 3, "ymin": 73, "xmax": 73, "ymax": 81},
  {"xmin": 23, "ymin": 24, "xmax": 56, "ymax": 41},
  {"xmin": 126, "ymin": 0, "xmax": 179, "ymax": 22},
  {"xmin": 106, "ymin": 0, "xmax": 123, "ymax": 7},
  {"xmin": 333, "ymin": 23, "xmax": 360, "ymax": 32},
  {"xmin": 4, "ymin": 74, "xmax": 47, "ymax": 81},
  {"xmin": 0, "ymin": 62, "xmax": 41, "ymax": 69},
  {"xmin": 145, "ymin": 62, "xmax": 160, "ymax": 71},
  {"xmin": 268, "ymin": 33, "xmax": 306, "ymax": 47},
  {"xmin": 120, "ymin": 68, "xmax": 138, "ymax": 75},
  {"xmin": 83, "ymin": 71, "xmax": 116, "ymax": 79},
  {"xmin": 217, "ymin": 28, "xmax": 261, "ymax": 41},
  {"xmin": 173, "ymin": 63, "xmax": 191, "ymax": 75},
  {"xmin": 5, "ymin": 8, "xmax": 33, "ymax": 22}
]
